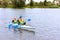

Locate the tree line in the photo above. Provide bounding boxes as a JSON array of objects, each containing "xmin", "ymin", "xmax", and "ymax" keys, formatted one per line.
[{"xmin": 0, "ymin": 0, "xmax": 59, "ymax": 8}]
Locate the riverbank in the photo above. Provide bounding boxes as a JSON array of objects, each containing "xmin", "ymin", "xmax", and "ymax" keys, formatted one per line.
[{"xmin": 0, "ymin": 5, "xmax": 59, "ymax": 8}]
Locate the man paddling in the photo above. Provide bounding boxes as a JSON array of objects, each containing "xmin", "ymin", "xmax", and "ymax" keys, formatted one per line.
[
  {"xmin": 17, "ymin": 16, "xmax": 26, "ymax": 25},
  {"xmin": 12, "ymin": 17, "xmax": 18, "ymax": 30},
  {"xmin": 12, "ymin": 17, "xmax": 18, "ymax": 24}
]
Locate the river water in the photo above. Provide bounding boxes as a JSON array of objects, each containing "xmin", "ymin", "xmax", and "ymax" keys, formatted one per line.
[{"xmin": 0, "ymin": 8, "xmax": 60, "ymax": 40}]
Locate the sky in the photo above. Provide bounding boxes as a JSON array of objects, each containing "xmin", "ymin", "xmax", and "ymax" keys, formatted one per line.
[{"xmin": 26, "ymin": 0, "xmax": 54, "ymax": 4}]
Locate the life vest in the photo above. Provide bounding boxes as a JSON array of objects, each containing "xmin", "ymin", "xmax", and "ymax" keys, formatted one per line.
[
  {"xmin": 19, "ymin": 19, "xmax": 24, "ymax": 25},
  {"xmin": 14, "ymin": 20, "xmax": 18, "ymax": 24}
]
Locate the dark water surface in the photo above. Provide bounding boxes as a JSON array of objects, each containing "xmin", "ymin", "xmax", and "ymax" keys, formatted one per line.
[{"xmin": 0, "ymin": 8, "xmax": 60, "ymax": 40}]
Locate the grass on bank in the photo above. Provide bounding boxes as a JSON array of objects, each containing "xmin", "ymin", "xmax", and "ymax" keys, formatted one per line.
[{"xmin": 0, "ymin": 5, "xmax": 59, "ymax": 8}]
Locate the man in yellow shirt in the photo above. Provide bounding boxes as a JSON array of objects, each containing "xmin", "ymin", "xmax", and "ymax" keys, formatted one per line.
[{"xmin": 18, "ymin": 16, "xmax": 26, "ymax": 25}]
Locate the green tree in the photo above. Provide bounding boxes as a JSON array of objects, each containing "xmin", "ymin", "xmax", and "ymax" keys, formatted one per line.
[
  {"xmin": 39, "ymin": 1, "xmax": 44, "ymax": 6},
  {"xmin": 34, "ymin": 2, "xmax": 39, "ymax": 6},
  {"xmin": 44, "ymin": 0, "xmax": 47, "ymax": 6},
  {"xmin": 18, "ymin": 0, "xmax": 25, "ymax": 8},
  {"xmin": 3, "ymin": 0, "xmax": 8, "ymax": 8},
  {"xmin": 11, "ymin": 0, "xmax": 25, "ymax": 8},
  {"xmin": 30, "ymin": 0, "xmax": 34, "ymax": 7},
  {"xmin": 12, "ymin": 0, "xmax": 17, "ymax": 8}
]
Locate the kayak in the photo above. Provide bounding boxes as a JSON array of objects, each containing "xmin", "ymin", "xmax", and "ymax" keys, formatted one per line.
[
  {"xmin": 18, "ymin": 25, "xmax": 35, "ymax": 29},
  {"xmin": 10, "ymin": 24, "xmax": 35, "ymax": 32},
  {"xmin": 18, "ymin": 25, "xmax": 35, "ymax": 32}
]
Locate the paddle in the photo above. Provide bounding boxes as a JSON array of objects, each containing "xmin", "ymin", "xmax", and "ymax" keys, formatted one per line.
[
  {"xmin": 28, "ymin": 19, "xmax": 31, "ymax": 22},
  {"xmin": 27, "ymin": 18, "xmax": 31, "ymax": 26},
  {"xmin": 8, "ymin": 22, "xmax": 12, "ymax": 29}
]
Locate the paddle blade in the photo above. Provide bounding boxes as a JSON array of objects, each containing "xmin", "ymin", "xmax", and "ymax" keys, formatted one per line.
[
  {"xmin": 28, "ymin": 19, "xmax": 31, "ymax": 21},
  {"xmin": 8, "ymin": 23, "xmax": 12, "ymax": 29}
]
